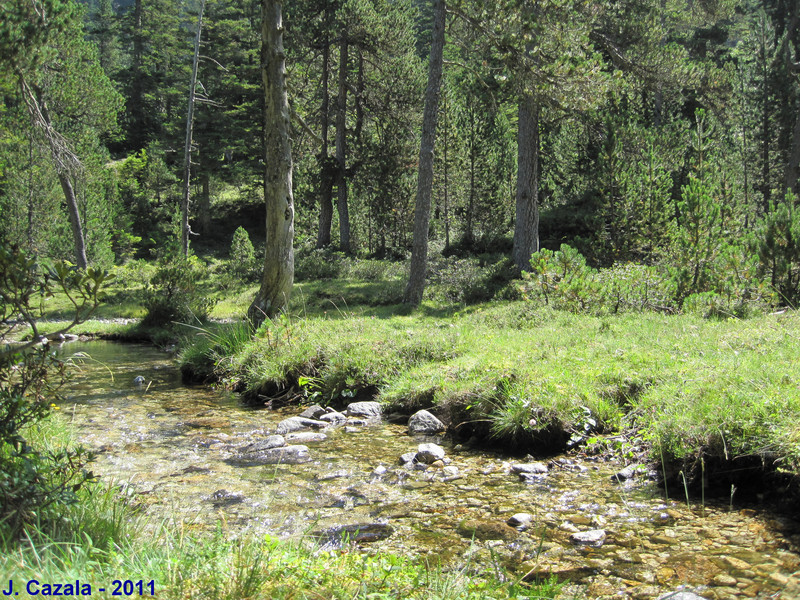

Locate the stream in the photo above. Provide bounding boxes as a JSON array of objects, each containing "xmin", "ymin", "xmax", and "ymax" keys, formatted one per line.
[{"xmin": 58, "ymin": 341, "xmax": 800, "ymax": 600}]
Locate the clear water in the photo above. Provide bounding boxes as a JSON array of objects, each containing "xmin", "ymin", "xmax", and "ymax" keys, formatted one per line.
[{"xmin": 58, "ymin": 341, "xmax": 800, "ymax": 599}]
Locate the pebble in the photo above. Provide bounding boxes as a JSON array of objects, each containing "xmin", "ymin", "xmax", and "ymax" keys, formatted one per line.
[{"xmin": 569, "ymin": 529, "xmax": 606, "ymax": 547}]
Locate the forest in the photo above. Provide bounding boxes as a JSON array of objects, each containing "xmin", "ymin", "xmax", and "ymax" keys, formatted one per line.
[
  {"xmin": 1, "ymin": 0, "xmax": 798, "ymax": 315},
  {"xmin": 3, "ymin": 1, "xmax": 800, "ymax": 599}
]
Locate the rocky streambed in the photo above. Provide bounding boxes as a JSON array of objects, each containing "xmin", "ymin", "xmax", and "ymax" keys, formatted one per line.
[{"xmin": 59, "ymin": 342, "xmax": 800, "ymax": 600}]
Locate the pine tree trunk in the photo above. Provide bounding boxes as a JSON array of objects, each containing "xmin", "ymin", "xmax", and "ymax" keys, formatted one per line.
[
  {"xmin": 336, "ymin": 33, "xmax": 350, "ymax": 253},
  {"xmin": 58, "ymin": 173, "xmax": 88, "ymax": 269},
  {"xmin": 316, "ymin": 12, "xmax": 333, "ymax": 248},
  {"xmin": 512, "ymin": 94, "xmax": 540, "ymax": 273},
  {"xmin": 249, "ymin": 0, "xmax": 294, "ymax": 324},
  {"xmin": 404, "ymin": 0, "xmax": 445, "ymax": 306},
  {"xmin": 181, "ymin": 0, "xmax": 206, "ymax": 257}
]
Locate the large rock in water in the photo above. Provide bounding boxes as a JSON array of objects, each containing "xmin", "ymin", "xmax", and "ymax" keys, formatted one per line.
[
  {"xmin": 276, "ymin": 416, "xmax": 328, "ymax": 434},
  {"xmin": 345, "ymin": 401, "xmax": 382, "ymax": 419},
  {"xmin": 415, "ymin": 442, "xmax": 445, "ymax": 464},
  {"xmin": 408, "ymin": 409, "xmax": 445, "ymax": 435}
]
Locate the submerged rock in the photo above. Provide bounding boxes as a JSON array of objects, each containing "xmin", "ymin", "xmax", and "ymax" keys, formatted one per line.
[
  {"xmin": 209, "ymin": 489, "xmax": 245, "ymax": 506},
  {"xmin": 232, "ymin": 444, "xmax": 310, "ymax": 465},
  {"xmin": 184, "ymin": 416, "xmax": 231, "ymax": 429},
  {"xmin": 285, "ymin": 431, "xmax": 327, "ymax": 444},
  {"xmin": 133, "ymin": 375, "xmax": 146, "ymax": 385},
  {"xmin": 510, "ymin": 462, "xmax": 549, "ymax": 475},
  {"xmin": 276, "ymin": 416, "xmax": 328, "ymax": 435},
  {"xmin": 317, "ymin": 522, "xmax": 394, "ymax": 548},
  {"xmin": 408, "ymin": 409, "xmax": 445, "ymax": 435},
  {"xmin": 345, "ymin": 401, "xmax": 382, "ymax": 418},
  {"xmin": 457, "ymin": 520, "xmax": 518, "ymax": 541},
  {"xmin": 416, "ymin": 443, "xmax": 446, "ymax": 464},
  {"xmin": 656, "ymin": 593, "xmax": 709, "ymax": 600},
  {"xmin": 242, "ymin": 435, "xmax": 286, "ymax": 452},
  {"xmin": 569, "ymin": 529, "xmax": 607, "ymax": 547}
]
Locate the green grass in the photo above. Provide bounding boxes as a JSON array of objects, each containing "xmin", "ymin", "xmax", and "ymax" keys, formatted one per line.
[{"xmin": 180, "ymin": 301, "xmax": 800, "ymax": 478}]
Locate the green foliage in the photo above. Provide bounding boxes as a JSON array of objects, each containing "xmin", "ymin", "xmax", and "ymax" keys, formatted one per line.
[
  {"xmin": 522, "ymin": 245, "xmax": 679, "ymax": 314},
  {"xmin": 754, "ymin": 194, "xmax": 800, "ymax": 305},
  {"xmin": 228, "ymin": 226, "xmax": 258, "ymax": 282},
  {"xmin": 0, "ymin": 246, "xmax": 110, "ymax": 536},
  {"xmin": 141, "ymin": 256, "xmax": 215, "ymax": 327}
]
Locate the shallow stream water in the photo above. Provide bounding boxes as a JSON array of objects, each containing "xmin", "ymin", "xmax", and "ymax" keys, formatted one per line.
[{"xmin": 59, "ymin": 342, "xmax": 800, "ymax": 599}]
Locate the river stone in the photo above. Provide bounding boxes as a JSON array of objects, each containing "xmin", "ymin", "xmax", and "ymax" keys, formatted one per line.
[
  {"xmin": 234, "ymin": 444, "xmax": 311, "ymax": 465},
  {"xmin": 317, "ymin": 523, "xmax": 394, "ymax": 548},
  {"xmin": 399, "ymin": 451, "xmax": 417, "ymax": 465},
  {"xmin": 276, "ymin": 416, "xmax": 328, "ymax": 434},
  {"xmin": 457, "ymin": 520, "xmax": 518, "ymax": 541},
  {"xmin": 507, "ymin": 513, "xmax": 534, "ymax": 530},
  {"xmin": 408, "ymin": 409, "xmax": 445, "ymax": 435},
  {"xmin": 209, "ymin": 489, "xmax": 245, "ymax": 506},
  {"xmin": 612, "ymin": 464, "xmax": 643, "ymax": 482},
  {"xmin": 656, "ymin": 593, "xmax": 709, "ymax": 600},
  {"xmin": 511, "ymin": 462, "xmax": 548, "ymax": 475},
  {"xmin": 285, "ymin": 432, "xmax": 328, "ymax": 444},
  {"xmin": 319, "ymin": 411, "xmax": 347, "ymax": 424},
  {"xmin": 248, "ymin": 435, "xmax": 286, "ymax": 451},
  {"xmin": 346, "ymin": 401, "xmax": 383, "ymax": 418},
  {"xmin": 133, "ymin": 375, "xmax": 146, "ymax": 385},
  {"xmin": 299, "ymin": 404, "xmax": 327, "ymax": 419},
  {"xmin": 416, "ymin": 443, "xmax": 445, "ymax": 464},
  {"xmin": 569, "ymin": 529, "xmax": 607, "ymax": 547},
  {"xmin": 184, "ymin": 416, "xmax": 231, "ymax": 429}
]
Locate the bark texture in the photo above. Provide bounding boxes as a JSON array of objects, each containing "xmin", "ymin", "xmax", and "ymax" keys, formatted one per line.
[
  {"xmin": 511, "ymin": 95, "xmax": 540, "ymax": 273},
  {"xmin": 249, "ymin": 0, "xmax": 294, "ymax": 324},
  {"xmin": 335, "ymin": 33, "xmax": 351, "ymax": 253},
  {"xmin": 404, "ymin": 0, "xmax": 446, "ymax": 306},
  {"xmin": 316, "ymin": 21, "xmax": 334, "ymax": 248}
]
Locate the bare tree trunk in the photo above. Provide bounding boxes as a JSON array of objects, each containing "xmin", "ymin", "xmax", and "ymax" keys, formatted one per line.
[
  {"xmin": 22, "ymin": 79, "xmax": 87, "ymax": 268},
  {"xmin": 336, "ymin": 33, "xmax": 351, "ymax": 253},
  {"xmin": 511, "ymin": 94, "xmax": 540, "ymax": 274},
  {"xmin": 404, "ymin": 0, "xmax": 446, "ymax": 306},
  {"xmin": 249, "ymin": 0, "xmax": 295, "ymax": 324},
  {"xmin": 316, "ymin": 7, "xmax": 334, "ymax": 248},
  {"xmin": 783, "ymin": 5, "xmax": 800, "ymax": 198},
  {"xmin": 181, "ymin": 0, "xmax": 206, "ymax": 257}
]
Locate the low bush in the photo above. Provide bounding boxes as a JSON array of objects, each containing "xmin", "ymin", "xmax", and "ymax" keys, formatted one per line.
[{"xmin": 141, "ymin": 256, "xmax": 216, "ymax": 327}]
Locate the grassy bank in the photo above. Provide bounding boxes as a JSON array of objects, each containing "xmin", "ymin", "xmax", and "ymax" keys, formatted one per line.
[
  {"xmin": 180, "ymin": 303, "xmax": 800, "ymax": 498},
  {"xmin": 2, "ymin": 416, "xmax": 560, "ymax": 600}
]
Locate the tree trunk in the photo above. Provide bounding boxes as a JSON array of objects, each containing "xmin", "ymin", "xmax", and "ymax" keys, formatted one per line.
[
  {"xmin": 199, "ymin": 170, "xmax": 211, "ymax": 235},
  {"xmin": 181, "ymin": 0, "xmax": 206, "ymax": 257},
  {"xmin": 783, "ymin": 5, "xmax": 800, "ymax": 198},
  {"xmin": 22, "ymin": 79, "xmax": 88, "ymax": 268},
  {"xmin": 404, "ymin": 0, "xmax": 446, "ymax": 306},
  {"xmin": 335, "ymin": 33, "xmax": 350, "ymax": 253},
  {"xmin": 511, "ymin": 94, "xmax": 540, "ymax": 274},
  {"xmin": 316, "ymin": 8, "xmax": 333, "ymax": 248},
  {"xmin": 249, "ymin": 0, "xmax": 295, "ymax": 324}
]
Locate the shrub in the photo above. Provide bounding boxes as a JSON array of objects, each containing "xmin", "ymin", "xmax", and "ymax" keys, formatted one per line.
[
  {"xmin": 229, "ymin": 227, "xmax": 259, "ymax": 282},
  {"xmin": 0, "ymin": 246, "xmax": 109, "ymax": 536},
  {"xmin": 141, "ymin": 256, "xmax": 215, "ymax": 327}
]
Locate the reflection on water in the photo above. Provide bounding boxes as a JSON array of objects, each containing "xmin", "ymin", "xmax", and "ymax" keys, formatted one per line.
[{"xmin": 59, "ymin": 342, "xmax": 800, "ymax": 599}]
